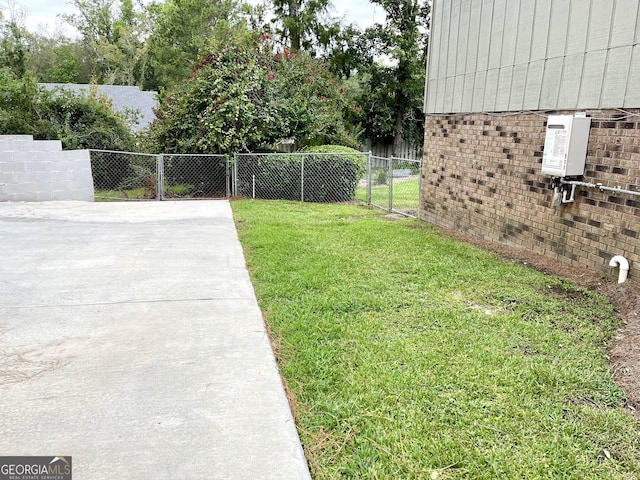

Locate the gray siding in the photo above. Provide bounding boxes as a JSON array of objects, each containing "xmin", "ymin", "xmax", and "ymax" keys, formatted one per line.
[{"xmin": 426, "ymin": 0, "xmax": 640, "ymax": 113}]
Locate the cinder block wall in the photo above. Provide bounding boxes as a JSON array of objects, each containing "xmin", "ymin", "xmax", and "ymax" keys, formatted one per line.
[
  {"xmin": 420, "ymin": 109, "xmax": 640, "ymax": 278},
  {"xmin": 0, "ymin": 136, "xmax": 94, "ymax": 201}
]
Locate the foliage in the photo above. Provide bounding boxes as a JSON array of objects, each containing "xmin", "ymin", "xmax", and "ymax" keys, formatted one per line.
[
  {"xmin": 144, "ymin": 0, "xmax": 241, "ymax": 90},
  {"xmin": 0, "ymin": 67, "xmax": 135, "ymax": 152},
  {"xmin": 269, "ymin": 0, "xmax": 341, "ymax": 54},
  {"xmin": 146, "ymin": 30, "xmax": 356, "ymax": 154},
  {"xmin": 233, "ymin": 200, "xmax": 640, "ymax": 479},
  {"xmin": 46, "ymin": 86, "xmax": 135, "ymax": 150},
  {"xmin": 62, "ymin": 0, "xmax": 149, "ymax": 85},
  {"xmin": 0, "ymin": 17, "xmax": 26, "ymax": 77},
  {"xmin": 357, "ymin": 0, "xmax": 429, "ymax": 153},
  {"xmin": 0, "ymin": 68, "xmax": 45, "ymax": 134}
]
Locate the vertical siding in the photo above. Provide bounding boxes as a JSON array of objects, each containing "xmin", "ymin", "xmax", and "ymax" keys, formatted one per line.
[
  {"xmin": 557, "ymin": 54, "xmax": 584, "ymax": 108},
  {"xmin": 625, "ymin": 46, "xmax": 640, "ymax": 106},
  {"xmin": 447, "ymin": 0, "xmax": 460, "ymax": 78},
  {"xmin": 476, "ymin": 0, "xmax": 494, "ymax": 72},
  {"xmin": 465, "ymin": 0, "xmax": 482, "ymax": 72},
  {"xmin": 495, "ymin": 67, "xmax": 513, "ymax": 111},
  {"xmin": 587, "ymin": 0, "xmax": 614, "ymax": 51},
  {"xmin": 566, "ymin": 0, "xmax": 589, "ymax": 55},
  {"xmin": 509, "ymin": 64, "xmax": 528, "ymax": 110},
  {"xmin": 456, "ymin": 1, "xmax": 471, "ymax": 74},
  {"xmin": 501, "ymin": 2, "xmax": 519, "ymax": 66},
  {"xmin": 547, "ymin": 0, "xmax": 569, "ymax": 58},
  {"xmin": 514, "ymin": 1, "xmax": 534, "ymax": 65},
  {"xmin": 425, "ymin": 0, "xmax": 640, "ymax": 113},
  {"xmin": 601, "ymin": 46, "xmax": 633, "ymax": 106},
  {"xmin": 488, "ymin": 0, "xmax": 506, "ymax": 70},
  {"xmin": 578, "ymin": 50, "xmax": 607, "ymax": 107},
  {"xmin": 483, "ymin": 68, "xmax": 500, "ymax": 110},
  {"xmin": 539, "ymin": 57, "xmax": 563, "ymax": 109},
  {"xmin": 610, "ymin": 0, "xmax": 638, "ymax": 47},
  {"xmin": 530, "ymin": 0, "xmax": 551, "ymax": 61},
  {"xmin": 523, "ymin": 60, "xmax": 544, "ymax": 110}
]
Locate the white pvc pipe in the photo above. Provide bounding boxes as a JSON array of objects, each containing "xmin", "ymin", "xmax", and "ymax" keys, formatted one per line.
[{"xmin": 609, "ymin": 255, "xmax": 630, "ymax": 284}]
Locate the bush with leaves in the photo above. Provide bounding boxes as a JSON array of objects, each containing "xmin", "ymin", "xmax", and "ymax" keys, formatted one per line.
[
  {"xmin": 0, "ymin": 68, "xmax": 136, "ymax": 188},
  {"xmin": 145, "ymin": 29, "xmax": 357, "ymax": 155}
]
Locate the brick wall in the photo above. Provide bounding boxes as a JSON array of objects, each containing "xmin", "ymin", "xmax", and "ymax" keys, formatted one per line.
[{"xmin": 420, "ymin": 110, "xmax": 640, "ymax": 279}]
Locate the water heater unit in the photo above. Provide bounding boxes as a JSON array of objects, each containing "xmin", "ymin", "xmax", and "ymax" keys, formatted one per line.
[{"xmin": 541, "ymin": 114, "xmax": 591, "ymax": 177}]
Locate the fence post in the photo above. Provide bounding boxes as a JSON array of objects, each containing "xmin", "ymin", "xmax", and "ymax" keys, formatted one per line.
[
  {"xmin": 232, "ymin": 155, "xmax": 238, "ymax": 197},
  {"xmin": 387, "ymin": 156, "xmax": 393, "ymax": 212},
  {"xmin": 225, "ymin": 155, "xmax": 231, "ymax": 198},
  {"xmin": 301, "ymin": 155, "xmax": 305, "ymax": 202},
  {"xmin": 156, "ymin": 154, "xmax": 164, "ymax": 200},
  {"xmin": 366, "ymin": 152, "xmax": 372, "ymax": 205}
]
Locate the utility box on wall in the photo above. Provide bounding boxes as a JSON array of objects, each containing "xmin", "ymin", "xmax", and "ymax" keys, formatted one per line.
[{"xmin": 541, "ymin": 115, "xmax": 591, "ymax": 177}]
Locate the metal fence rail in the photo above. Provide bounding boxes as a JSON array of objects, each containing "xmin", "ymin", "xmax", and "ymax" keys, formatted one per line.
[{"xmin": 89, "ymin": 150, "xmax": 421, "ymax": 217}]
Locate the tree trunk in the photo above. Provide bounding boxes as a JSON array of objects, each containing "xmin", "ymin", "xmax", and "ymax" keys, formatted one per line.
[{"xmin": 288, "ymin": 1, "xmax": 301, "ymax": 51}]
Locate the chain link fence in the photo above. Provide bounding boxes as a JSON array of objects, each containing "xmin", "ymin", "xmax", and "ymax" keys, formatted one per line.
[
  {"xmin": 234, "ymin": 152, "xmax": 367, "ymax": 203},
  {"xmin": 90, "ymin": 150, "xmax": 158, "ymax": 200},
  {"xmin": 89, "ymin": 150, "xmax": 421, "ymax": 217}
]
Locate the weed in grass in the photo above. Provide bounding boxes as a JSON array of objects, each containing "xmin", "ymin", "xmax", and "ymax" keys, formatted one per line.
[{"xmin": 232, "ymin": 200, "xmax": 640, "ymax": 479}]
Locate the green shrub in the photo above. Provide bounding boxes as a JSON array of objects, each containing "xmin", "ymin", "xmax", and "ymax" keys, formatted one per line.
[{"xmin": 303, "ymin": 145, "xmax": 366, "ymax": 202}]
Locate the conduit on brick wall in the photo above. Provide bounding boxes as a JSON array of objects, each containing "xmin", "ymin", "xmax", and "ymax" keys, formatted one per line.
[{"xmin": 419, "ymin": 109, "xmax": 640, "ymax": 279}]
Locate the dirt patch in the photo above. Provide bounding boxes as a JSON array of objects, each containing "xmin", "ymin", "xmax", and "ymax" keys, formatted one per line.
[{"xmin": 422, "ymin": 222, "xmax": 640, "ymax": 414}]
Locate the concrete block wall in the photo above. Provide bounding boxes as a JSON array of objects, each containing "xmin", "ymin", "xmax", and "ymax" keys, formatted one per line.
[
  {"xmin": 0, "ymin": 136, "xmax": 94, "ymax": 201},
  {"xmin": 420, "ymin": 109, "xmax": 640, "ymax": 278}
]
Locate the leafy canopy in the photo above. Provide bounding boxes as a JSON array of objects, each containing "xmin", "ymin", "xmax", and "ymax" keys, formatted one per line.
[{"xmin": 146, "ymin": 29, "xmax": 357, "ymax": 154}]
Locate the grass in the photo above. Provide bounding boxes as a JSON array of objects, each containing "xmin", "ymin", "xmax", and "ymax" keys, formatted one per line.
[
  {"xmin": 95, "ymin": 184, "xmax": 200, "ymax": 200},
  {"xmin": 232, "ymin": 199, "xmax": 640, "ymax": 479},
  {"xmin": 95, "ymin": 187, "xmax": 150, "ymax": 200},
  {"xmin": 356, "ymin": 178, "xmax": 420, "ymax": 211}
]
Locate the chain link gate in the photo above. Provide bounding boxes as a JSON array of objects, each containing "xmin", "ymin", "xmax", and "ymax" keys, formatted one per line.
[
  {"xmin": 160, "ymin": 153, "xmax": 228, "ymax": 200},
  {"xmin": 364, "ymin": 156, "xmax": 422, "ymax": 217}
]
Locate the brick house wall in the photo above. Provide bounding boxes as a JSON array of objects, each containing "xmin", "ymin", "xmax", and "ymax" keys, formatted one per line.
[{"xmin": 419, "ymin": 110, "xmax": 640, "ymax": 278}]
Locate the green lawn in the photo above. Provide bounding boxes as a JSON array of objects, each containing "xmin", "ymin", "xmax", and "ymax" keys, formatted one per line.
[
  {"xmin": 356, "ymin": 178, "xmax": 420, "ymax": 211},
  {"xmin": 232, "ymin": 199, "xmax": 640, "ymax": 479}
]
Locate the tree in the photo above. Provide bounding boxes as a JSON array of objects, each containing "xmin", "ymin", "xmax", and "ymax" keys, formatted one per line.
[
  {"xmin": 25, "ymin": 33, "xmax": 87, "ymax": 83},
  {"xmin": 270, "ymin": 0, "xmax": 339, "ymax": 53},
  {"xmin": 62, "ymin": 0, "xmax": 149, "ymax": 85},
  {"xmin": 143, "ymin": 0, "xmax": 240, "ymax": 90},
  {"xmin": 358, "ymin": 0, "xmax": 429, "ymax": 156},
  {"xmin": 0, "ymin": 3, "xmax": 28, "ymax": 77},
  {"xmin": 145, "ymin": 29, "xmax": 356, "ymax": 154}
]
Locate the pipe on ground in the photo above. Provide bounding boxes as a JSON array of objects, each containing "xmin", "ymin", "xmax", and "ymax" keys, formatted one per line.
[{"xmin": 609, "ymin": 255, "xmax": 630, "ymax": 284}]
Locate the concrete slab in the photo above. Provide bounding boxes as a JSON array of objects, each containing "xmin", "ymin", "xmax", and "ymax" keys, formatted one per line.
[{"xmin": 0, "ymin": 201, "xmax": 310, "ymax": 480}]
